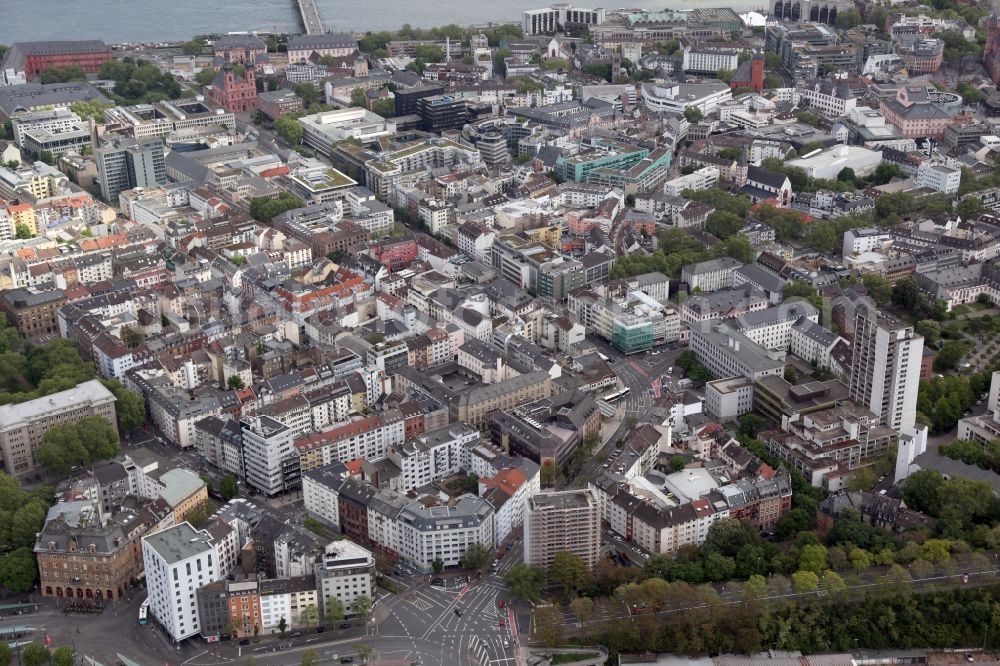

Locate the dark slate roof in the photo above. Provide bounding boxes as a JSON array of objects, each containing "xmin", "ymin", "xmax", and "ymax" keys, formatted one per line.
[
  {"xmin": 288, "ymin": 34, "xmax": 358, "ymax": 50},
  {"xmin": 214, "ymin": 35, "xmax": 267, "ymax": 50},
  {"xmin": 747, "ymin": 165, "xmax": 789, "ymax": 189}
]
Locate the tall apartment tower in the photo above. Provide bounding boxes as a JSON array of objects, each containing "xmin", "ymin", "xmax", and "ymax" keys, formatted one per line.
[
  {"xmin": 524, "ymin": 489, "xmax": 600, "ymax": 569},
  {"xmin": 95, "ymin": 137, "xmax": 166, "ymax": 203},
  {"xmin": 849, "ymin": 308, "xmax": 923, "ymax": 433}
]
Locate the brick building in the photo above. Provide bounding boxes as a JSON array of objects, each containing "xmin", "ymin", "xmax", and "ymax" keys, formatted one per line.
[{"xmin": 257, "ymin": 90, "xmax": 305, "ymax": 121}]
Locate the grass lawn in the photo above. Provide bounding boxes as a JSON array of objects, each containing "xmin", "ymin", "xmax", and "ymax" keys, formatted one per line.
[
  {"xmin": 550, "ymin": 654, "xmax": 601, "ymax": 665},
  {"xmin": 971, "ymin": 301, "xmax": 993, "ymax": 311},
  {"xmin": 952, "ymin": 304, "xmax": 971, "ymax": 315}
]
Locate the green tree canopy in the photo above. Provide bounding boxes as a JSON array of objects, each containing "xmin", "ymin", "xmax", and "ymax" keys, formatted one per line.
[
  {"xmin": 504, "ymin": 564, "xmax": 546, "ymax": 603},
  {"xmin": 101, "ymin": 379, "xmax": 145, "ymax": 433},
  {"xmin": 250, "ymin": 192, "xmax": 304, "ymax": 223},
  {"xmin": 460, "ymin": 543, "xmax": 491, "ymax": 569}
]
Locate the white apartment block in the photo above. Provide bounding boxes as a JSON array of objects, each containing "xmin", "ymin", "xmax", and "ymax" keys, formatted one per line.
[
  {"xmin": 705, "ymin": 376, "xmax": 755, "ymax": 421},
  {"xmin": 682, "ymin": 47, "xmax": 739, "ymax": 74},
  {"xmin": 302, "ymin": 465, "xmax": 348, "ymax": 528},
  {"xmin": 142, "ymin": 522, "xmax": 223, "ymax": 642},
  {"xmin": 796, "ymin": 84, "xmax": 857, "ymax": 118},
  {"xmin": 386, "ymin": 423, "xmax": 479, "ymax": 491},
  {"xmin": 842, "ymin": 227, "xmax": 891, "ymax": 257},
  {"xmin": 915, "ymin": 162, "xmax": 961, "ymax": 195},
  {"xmin": 732, "ymin": 302, "xmax": 819, "ymax": 351},
  {"xmin": 662, "ymin": 167, "xmax": 720, "ymax": 197},
  {"xmin": 681, "ymin": 257, "xmax": 742, "ymax": 293},
  {"xmin": 689, "ymin": 320, "xmax": 785, "ymax": 381},
  {"xmin": 394, "ymin": 495, "xmax": 495, "ymax": 572},
  {"xmin": 314, "ymin": 540, "xmax": 376, "ymax": 619},
  {"xmin": 789, "ymin": 317, "xmax": 842, "ymax": 370}
]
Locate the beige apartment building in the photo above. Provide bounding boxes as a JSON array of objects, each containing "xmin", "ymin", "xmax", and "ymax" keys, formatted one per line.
[
  {"xmin": 0, "ymin": 379, "xmax": 117, "ymax": 475},
  {"xmin": 524, "ymin": 489, "xmax": 601, "ymax": 569}
]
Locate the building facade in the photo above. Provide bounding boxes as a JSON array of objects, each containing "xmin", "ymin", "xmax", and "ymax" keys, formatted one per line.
[{"xmin": 524, "ymin": 489, "xmax": 601, "ymax": 569}]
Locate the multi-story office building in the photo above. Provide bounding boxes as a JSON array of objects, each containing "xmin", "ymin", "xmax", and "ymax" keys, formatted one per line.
[
  {"xmin": 524, "ymin": 489, "xmax": 601, "ymax": 569},
  {"xmin": 0, "ymin": 379, "xmax": 116, "ymax": 476},
  {"xmin": 9, "ymin": 107, "xmax": 84, "ymax": 147},
  {"xmin": 688, "ymin": 320, "xmax": 785, "ymax": 381},
  {"xmin": 538, "ymin": 257, "xmax": 584, "ymax": 305},
  {"xmin": 314, "ymin": 540, "xmax": 376, "ymax": 619},
  {"xmin": 142, "ymin": 522, "xmax": 224, "ymax": 643},
  {"xmin": 681, "ymin": 43, "xmax": 740, "ymax": 74},
  {"xmin": 417, "ymin": 95, "xmax": 470, "ymax": 134},
  {"xmin": 915, "ymin": 162, "xmax": 961, "ymax": 195},
  {"xmin": 522, "ymin": 4, "xmax": 605, "ymax": 35},
  {"xmin": 241, "ymin": 416, "xmax": 300, "ymax": 496},
  {"xmin": 730, "ymin": 302, "xmax": 819, "ymax": 351},
  {"xmin": 680, "ymin": 257, "xmax": 742, "ymax": 292},
  {"xmin": 302, "ymin": 464, "xmax": 349, "ymax": 528},
  {"xmin": 849, "ymin": 308, "xmax": 923, "ymax": 432},
  {"xmin": 95, "ymin": 137, "xmax": 166, "ymax": 204}
]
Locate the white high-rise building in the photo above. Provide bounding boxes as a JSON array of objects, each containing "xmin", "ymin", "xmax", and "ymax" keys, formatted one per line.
[
  {"xmin": 141, "ymin": 522, "xmax": 223, "ymax": 643},
  {"xmin": 849, "ymin": 308, "xmax": 923, "ymax": 433}
]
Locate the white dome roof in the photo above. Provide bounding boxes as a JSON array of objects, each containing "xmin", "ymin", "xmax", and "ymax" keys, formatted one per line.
[{"xmin": 740, "ymin": 11, "xmax": 767, "ymax": 26}]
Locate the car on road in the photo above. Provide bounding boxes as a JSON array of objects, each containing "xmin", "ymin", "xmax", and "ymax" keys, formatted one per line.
[
  {"xmin": 239, "ymin": 639, "xmax": 250, "ymax": 645},
  {"xmin": 454, "ymin": 608, "xmax": 462, "ymax": 616},
  {"xmin": 340, "ymin": 623, "xmax": 352, "ymax": 629},
  {"xmin": 290, "ymin": 631, "xmax": 302, "ymax": 637},
  {"xmin": 505, "ymin": 542, "xmax": 514, "ymax": 551},
  {"xmin": 431, "ymin": 578, "xmax": 444, "ymax": 585},
  {"xmin": 341, "ymin": 658, "xmax": 354, "ymax": 664},
  {"xmin": 503, "ymin": 639, "xmax": 511, "ymax": 649},
  {"xmin": 613, "ymin": 535, "xmax": 622, "ymax": 542},
  {"xmin": 640, "ymin": 552, "xmax": 650, "ymax": 559}
]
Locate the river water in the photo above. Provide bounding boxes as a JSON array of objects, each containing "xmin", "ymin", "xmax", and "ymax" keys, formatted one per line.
[{"xmin": 0, "ymin": 0, "xmax": 763, "ymax": 43}]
